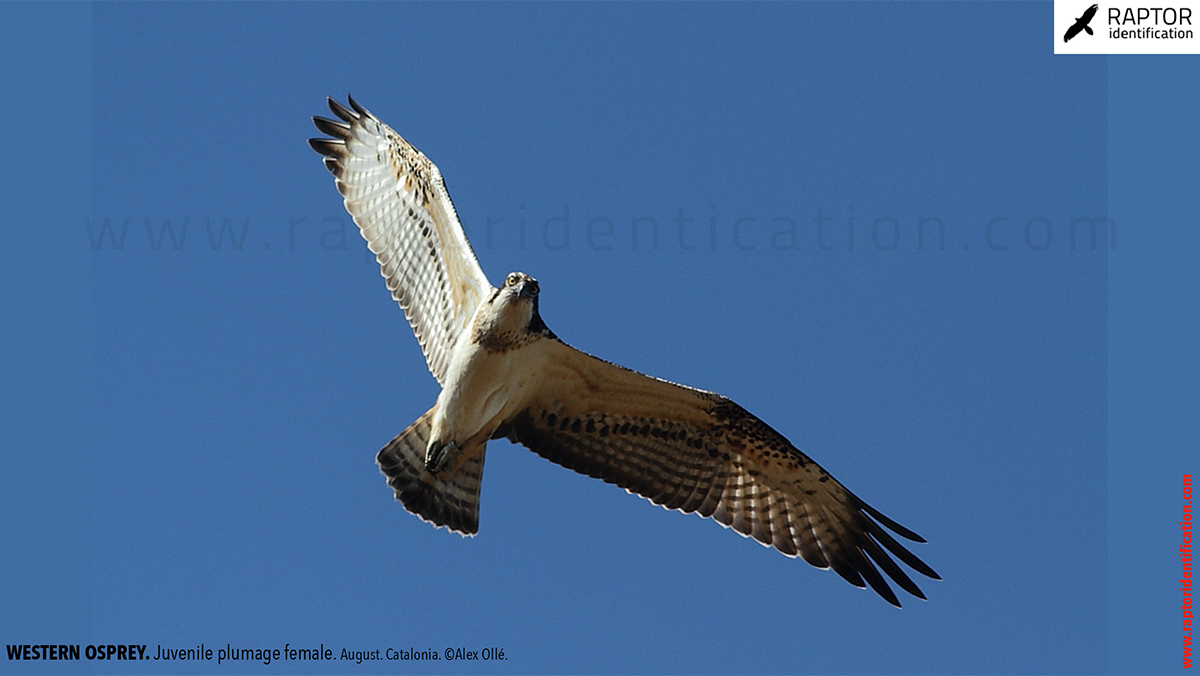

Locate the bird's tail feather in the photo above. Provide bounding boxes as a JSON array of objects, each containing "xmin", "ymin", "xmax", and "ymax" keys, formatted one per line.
[{"xmin": 376, "ymin": 408, "xmax": 486, "ymax": 536}]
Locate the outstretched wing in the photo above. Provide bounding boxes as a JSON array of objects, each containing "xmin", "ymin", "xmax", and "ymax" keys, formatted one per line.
[
  {"xmin": 499, "ymin": 340, "xmax": 940, "ymax": 607},
  {"xmin": 310, "ymin": 96, "xmax": 493, "ymax": 385}
]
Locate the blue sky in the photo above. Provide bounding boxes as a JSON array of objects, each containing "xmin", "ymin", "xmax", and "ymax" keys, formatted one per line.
[{"xmin": 3, "ymin": 2, "xmax": 1196, "ymax": 674}]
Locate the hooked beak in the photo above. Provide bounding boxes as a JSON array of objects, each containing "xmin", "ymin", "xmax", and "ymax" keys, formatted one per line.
[{"xmin": 514, "ymin": 279, "xmax": 537, "ymax": 299}]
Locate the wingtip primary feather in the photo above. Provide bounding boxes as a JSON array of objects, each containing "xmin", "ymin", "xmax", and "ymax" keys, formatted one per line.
[
  {"xmin": 313, "ymin": 115, "xmax": 351, "ymax": 139},
  {"xmin": 308, "ymin": 137, "xmax": 344, "ymax": 157},
  {"xmin": 855, "ymin": 494, "xmax": 928, "ymax": 543},
  {"xmin": 860, "ymin": 530, "xmax": 927, "ymax": 600},
  {"xmin": 852, "ymin": 550, "xmax": 901, "ymax": 608},
  {"xmin": 327, "ymin": 96, "xmax": 358, "ymax": 123},
  {"xmin": 347, "ymin": 93, "xmax": 370, "ymax": 117},
  {"xmin": 863, "ymin": 517, "xmax": 941, "ymax": 581}
]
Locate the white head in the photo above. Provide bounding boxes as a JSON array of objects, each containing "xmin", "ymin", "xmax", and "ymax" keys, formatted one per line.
[{"xmin": 474, "ymin": 272, "xmax": 554, "ymax": 351}]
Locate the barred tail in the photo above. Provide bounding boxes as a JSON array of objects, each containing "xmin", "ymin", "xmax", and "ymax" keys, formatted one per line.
[{"xmin": 376, "ymin": 408, "xmax": 487, "ymax": 536}]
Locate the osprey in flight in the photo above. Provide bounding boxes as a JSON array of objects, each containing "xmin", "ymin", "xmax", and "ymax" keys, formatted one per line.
[{"xmin": 310, "ymin": 96, "xmax": 939, "ymax": 607}]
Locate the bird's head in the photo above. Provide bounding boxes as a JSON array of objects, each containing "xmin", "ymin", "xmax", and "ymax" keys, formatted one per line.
[
  {"xmin": 478, "ymin": 271, "xmax": 552, "ymax": 342},
  {"xmin": 502, "ymin": 271, "xmax": 540, "ymax": 301}
]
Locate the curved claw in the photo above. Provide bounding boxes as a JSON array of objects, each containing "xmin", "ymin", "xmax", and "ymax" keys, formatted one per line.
[{"xmin": 425, "ymin": 440, "xmax": 458, "ymax": 474}]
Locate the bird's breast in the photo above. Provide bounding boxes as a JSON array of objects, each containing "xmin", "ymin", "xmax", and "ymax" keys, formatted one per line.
[{"xmin": 432, "ymin": 337, "xmax": 548, "ymax": 445}]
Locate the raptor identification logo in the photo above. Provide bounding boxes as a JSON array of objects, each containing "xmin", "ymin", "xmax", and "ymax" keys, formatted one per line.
[{"xmin": 1055, "ymin": 0, "xmax": 1199, "ymax": 52}]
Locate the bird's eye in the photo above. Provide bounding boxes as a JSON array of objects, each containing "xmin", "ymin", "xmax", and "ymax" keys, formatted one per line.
[{"xmin": 506, "ymin": 274, "xmax": 519, "ymax": 286}]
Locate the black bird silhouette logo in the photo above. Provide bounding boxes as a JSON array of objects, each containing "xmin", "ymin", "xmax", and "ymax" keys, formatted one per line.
[{"xmin": 1064, "ymin": 4, "xmax": 1099, "ymax": 42}]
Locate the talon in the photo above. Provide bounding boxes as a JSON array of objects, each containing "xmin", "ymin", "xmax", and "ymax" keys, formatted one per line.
[{"xmin": 425, "ymin": 440, "xmax": 457, "ymax": 474}]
